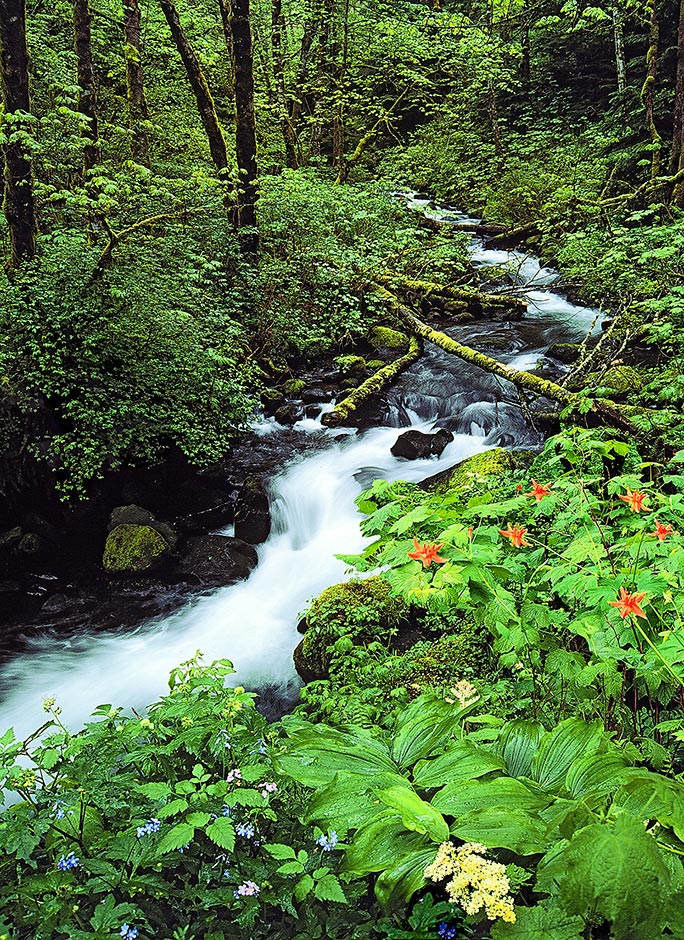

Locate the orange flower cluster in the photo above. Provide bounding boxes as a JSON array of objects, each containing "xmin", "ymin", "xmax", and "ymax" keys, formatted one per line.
[
  {"xmin": 618, "ymin": 489, "xmax": 649, "ymax": 513},
  {"xmin": 608, "ymin": 587, "xmax": 647, "ymax": 620},
  {"xmin": 407, "ymin": 538, "xmax": 446, "ymax": 567}
]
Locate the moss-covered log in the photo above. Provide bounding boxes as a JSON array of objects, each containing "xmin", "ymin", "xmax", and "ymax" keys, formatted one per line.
[
  {"xmin": 322, "ymin": 335, "xmax": 422, "ymax": 427},
  {"xmin": 375, "ymin": 273, "xmax": 527, "ymax": 315},
  {"xmin": 374, "ymin": 286, "xmax": 638, "ymax": 432}
]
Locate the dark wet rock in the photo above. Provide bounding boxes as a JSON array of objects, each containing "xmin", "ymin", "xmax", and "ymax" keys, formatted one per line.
[
  {"xmin": 261, "ymin": 388, "xmax": 285, "ymax": 416},
  {"xmin": 274, "ymin": 403, "xmax": 304, "ymax": 426},
  {"xmin": 301, "ymin": 387, "xmax": 332, "ymax": 405},
  {"xmin": 107, "ymin": 505, "xmax": 178, "ymax": 549},
  {"xmin": 234, "ymin": 477, "xmax": 271, "ymax": 545},
  {"xmin": 391, "ymin": 428, "xmax": 454, "ymax": 460},
  {"xmin": 177, "ymin": 534, "xmax": 257, "ymax": 587},
  {"xmin": 0, "ymin": 527, "xmax": 23, "ymax": 552},
  {"xmin": 176, "ymin": 501, "xmax": 234, "ymax": 535},
  {"xmin": 103, "ymin": 524, "xmax": 172, "ymax": 574},
  {"xmin": 548, "ymin": 343, "xmax": 581, "ymax": 364},
  {"xmin": 18, "ymin": 532, "xmax": 49, "ymax": 557}
]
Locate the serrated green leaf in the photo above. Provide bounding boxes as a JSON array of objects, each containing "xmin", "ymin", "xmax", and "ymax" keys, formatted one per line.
[
  {"xmin": 314, "ymin": 873, "xmax": 347, "ymax": 903},
  {"xmin": 264, "ymin": 843, "xmax": 296, "ymax": 860},
  {"xmin": 156, "ymin": 823, "xmax": 194, "ymax": 855},
  {"xmin": 205, "ymin": 817, "xmax": 235, "ymax": 851}
]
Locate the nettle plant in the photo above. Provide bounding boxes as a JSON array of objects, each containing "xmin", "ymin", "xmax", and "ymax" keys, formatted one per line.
[
  {"xmin": 338, "ymin": 428, "xmax": 684, "ymax": 744},
  {"xmin": 0, "ymin": 655, "xmax": 352, "ymax": 940}
]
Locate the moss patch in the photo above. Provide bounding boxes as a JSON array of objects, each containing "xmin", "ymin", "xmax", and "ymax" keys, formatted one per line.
[
  {"xmin": 424, "ymin": 448, "xmax": 517, "ymax": 496},
  {"xmin": 103, "ymin": 524, "xmax": 171, "ymax": 573},
  {"xmin": 283, "ymin": 378, "xmax": 306, "ymax": 396},
  {"xmin": 334, "ymin": 354, "xmax": 367, "ymax": 375},
  {"xmin": 585, "ymin": 365, "xmax": 644, "ymax": 399},
  {"xmin": 369, "ymin": 326, "xmax": 410, "ymax": 351},
  {"xmin": 295, "ymin": 577, "xmax": 409, "ymax": 680}
]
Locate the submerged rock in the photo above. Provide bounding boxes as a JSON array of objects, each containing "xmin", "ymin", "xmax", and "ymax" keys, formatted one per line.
[
  {"xmin": 293, "ymin": 577, "xmax": 409, "ymax": 682},
  {"xmin": 234, "ymin": 477, "xmax": 271, "ymax": 545},
  {"xmin": 391, "ymin": 428, "xmax": 454, "ymax": 460},
  {"xmin": 103, "ymin": 524, "xmax": 172, "ymax": 574},
  {"xmin": 177, "ymin": 534, "xmax": 257, "ymax": 587}
]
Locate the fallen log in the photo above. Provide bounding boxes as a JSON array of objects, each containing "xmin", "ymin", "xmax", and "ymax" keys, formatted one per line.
[
  {"xmin": 373, "ymin": 285, "xmax": 638, "ymax": 433},
  {"xmin": 322, "ymin": 335, "xmax": 422, "ymax": 428},
  {"xmin": 375, "ymin": 273, "xmax": 527, "ymax": 316}
]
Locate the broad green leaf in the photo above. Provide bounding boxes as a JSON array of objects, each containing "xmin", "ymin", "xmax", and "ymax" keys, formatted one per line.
[
  {"xmin": 375, "ymin": 846, "xmax": 436, "ymax": 912},
  {"xmin": 156, "ymin": 823, "xmax": 194, "ymax": 855},
  {"xmin": 344, "ymin": 814, "xmax": 430, "ymax": 875},
  {"xmin": 295, "ymin": 874, "xmax": 314, "ymax": 901},
  {"xmin": 136, "ymin": 782, "xmax": 172, "ymax": 801},
  {"xmin": 613, "ymin": 772, "xmax": 684, "ymax": 841},
  {"xmin": 565, "ymin": 752, "xmax": 632, "ymax": 799},
  {"xmin": 276, "ymin": 860, "xmax": 305, "ymax": 875},
  {"xmin": 496, "ymin": 720, "xmax": 545, "ymax": 778},
  {"xmin": 413, "ymin": 740, "xmax": 506, "ymax": 788},
  {"xmin": 185, "ymin": 812, "xmax": 210, "ymax": 828},
  {"xmin": 305, "ymin": 770, "xmax": 404, "ymax": 830},
  {"xmin": 450, "ymin": 807, "xmax": 550, "ymax": 855},
  {"xmin": 158, "ymin": 798, "xmax": 189, "ymax": 819},
  {"xmin": 390, "ymin": 695, "xmax": 461, "ymax": 769},
  {"xmin": 531, "ymin": 718, "xmax": 603, "ymax": 791},
  {"xmin": 205, "ymin": 817, "xmax": 235, "ymax": 851},
  {"xmin": 376, "ymin": 786, "xmax": 449, "ymax": 841},
  {"xmin": 278, "ymin": 720, "xmax": 398, "ymax": 787},
  {"xmin": 432, "ymin": 777, "xmax": 551, "ymax": 818}
]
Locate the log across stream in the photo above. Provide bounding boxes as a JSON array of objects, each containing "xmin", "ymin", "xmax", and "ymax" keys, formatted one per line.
[{"xmin": 0, "ymin": 192, "xmax": 605, "ymax": 737}]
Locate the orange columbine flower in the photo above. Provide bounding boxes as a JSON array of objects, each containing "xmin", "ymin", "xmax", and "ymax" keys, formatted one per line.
[
  {"xmin": 526, "ymin": 479, "xmax": 551, "ymax": 501},
  {"xmin": 651, "ymin": 519, "xmax": 674, "ymax": 542},
  {"xmin": 408, "ymin": 538, "xmax": 447, "ymax": 568},
  {"xmin": 618, "ymin": 488, "xmax": 649, "ymax": 512},
  {"xmin": 608, "ymin": 587, "xmax": 648, "ymax": 620},
  {"xmin": 499, "ymin": 523, "xmax": 531, "ymax": 548}
]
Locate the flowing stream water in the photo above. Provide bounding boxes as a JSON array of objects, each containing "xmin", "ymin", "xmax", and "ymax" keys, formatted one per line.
[{"xmin": 0, "ymin": 194, "xmax": 603, "ymax": 738}]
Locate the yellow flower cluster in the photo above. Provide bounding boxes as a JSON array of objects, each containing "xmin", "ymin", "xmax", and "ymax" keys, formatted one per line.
[
  {"xmin": 447, "ymin": 680, "xmax": 479, "ymax": 708},
  {"xmin": 424, "ymin": 841, "xmax": 516, "ymax": 923}
]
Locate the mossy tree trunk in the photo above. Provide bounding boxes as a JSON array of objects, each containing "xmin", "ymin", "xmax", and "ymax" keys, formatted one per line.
[
  {"xmin": 271, "ymin": 0, "xmax": 298, "ymax": 169},
  {"xmin": 671, "ymin": 0, "xmax": 684, "ymax": 206},
  {"xmin": 73, "ymin": 0, "xmax": 100, "ymax": 173},
  {"xmin": 230, "ymin": 0, "xmax": 259, "ymax": 252},
  {"xmin": 612, "ymin": 5, "xmax": 627, "ymax": 94},
  {"xmin": 0, "ymin": 0, "xmax": 36, "ymax": 267},
  {"xmin": 123, "ymin": 0, "xmax": 150, "ymax": 165},
  {"xmin": 160, "ymin": 0, "xmax": 230, "ymax": 179},
  {"xmin": 641, "ymin": 0, "xmax": 661, "ymax": 181}
]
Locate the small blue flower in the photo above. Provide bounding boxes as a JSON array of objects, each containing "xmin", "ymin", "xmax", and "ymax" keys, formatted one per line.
[
  {"xmin": 120, "ymin": 925, "xmax": 139, "ymax": 940},
  {"xmin": 437, "ymin": 923, "xmax": 457, "ymax": 940},
  {"xmin": 177, "ymin": 843, "xmax": 190, "ymax": 853},
  {"xmin": 57, "ymin": 851, "xmax": 79, "ymax": 871},
  {"xmin": 316, "ymin": 830, "xmax": 338, "ymax": 852},
  {"xmin": 221, "ymin": 804, "xmax": 231, "ymax": 817},
  {"xmin": 136, "ymin": 817, "xmax": 161, "ymax": 838},
  {"xmin": 235, "ymin": 822, "xmax": 255, "ymax": 839}
]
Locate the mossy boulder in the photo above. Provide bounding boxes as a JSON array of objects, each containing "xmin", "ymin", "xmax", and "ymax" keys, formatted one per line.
[
  {"xmin": 585, "ymin": 365, "xmax": 644, "ymax": 400},
  {"xmin": 103, "ymin": 524, "xmax": 171, "ymax": 574},
  {"xmin": 334, "ymin": 354, "xmax": 367, "ymax": 375},
  {"xmin": 422, "ymin": 447, "xmax": 516, "ymax": 496},
  {"xmin": 283, "ymin": 378, "xmax": 306, "ymax": 397},
  {"xmin": 548, "ymin": 342, "xmax": 581, "ymax": 364},
  {"xmin": 293, "ymin": 577, "xmax": 409, "ymax": 682},
  {"xmin": 369, "ymin": 326, "xmax": 410, "ymax": 352},
  {"xmin": 366, "ymin": 359, "xmax": 385, "ymax": 370}
]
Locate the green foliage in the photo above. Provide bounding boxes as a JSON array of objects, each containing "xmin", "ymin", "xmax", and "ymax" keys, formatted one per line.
[{"xmin": 0, "ymin": 655, "xmax": 360, "ymax": 940}]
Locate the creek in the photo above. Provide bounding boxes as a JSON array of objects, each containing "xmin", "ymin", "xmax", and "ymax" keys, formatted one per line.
[{"xmin": 0, "ymin": 193, "xmax": 603, "ymax": 738}]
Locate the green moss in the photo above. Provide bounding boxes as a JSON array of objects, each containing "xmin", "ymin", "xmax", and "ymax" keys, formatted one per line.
[
  {"xmin": 427, "ymin": 448, "xmax": 516, "ymax": 496},
  {"xmin": 334, "ymin": 354, "xmax": 367, "ymax": 375},
  {"xmin": 298, "ymin": 577, "xmax": 409, "ymax": 679},
  {"xmin": 366, "ymin": 359, "xmax": 385, "ymax": 370},
  {"xmin": 102, "ymin": 524, "xmax": 170, "ymax": 573},
  {"xmin": 585, "ymin": 365, "xmax": 644, "ymax": 399},
  {"xmin": 283, "ymin": 378, "xmax": 306, "ymax": 396},
  {"xmin": 261, "ymin": 387, "xmax": 284, "ymax": 402},
  {"xmin": 369, "ymin": 326, "xmax": 410, "ymax": 352}
]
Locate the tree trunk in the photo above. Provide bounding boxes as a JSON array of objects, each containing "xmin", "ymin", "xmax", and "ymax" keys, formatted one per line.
[
  {"xmin": 641, "ymin": 0, "xmax": 661, "ymax": 180},
  {"xmin": 159, "ymin": 0, "xmax": 230, "ymax": 177},
  {"xmin": 230, "ymin": 0, "xmax": 259, "ymax": 251},
  {"xmin": 487, "ymin": 78, "xmax": 503, "ymax": 157},
  {"xmin": 216, "ymin": 0, "xmax": 236, "ymax": 92},
  {"xmin": 612, "ymin": 5, "xmax": 627, "ymax": 93},
  {"xmin": 520, "ymin": 9, "xmax": 531, "ymax": 86},
  {"xmin": 271, "ymin": 0, "xmax": 298, "ymax": 168},
  {"xmin": 73, "ymin": 0, "xmax": 99, "ymax": 172},
  {"xmin": 671, "ymin": 0, "xmax": 684, "ymax": 205},
  {"xmin": 0, "ymin": 0, "xmax": 36, "ymax": 266},
  {"xmin": 123, "ymin": 0, "xmax": 150, "ymax": 165},
  {"xmin": 289, "ymin": 18, "xmax": 317, "ymax": 156}
]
